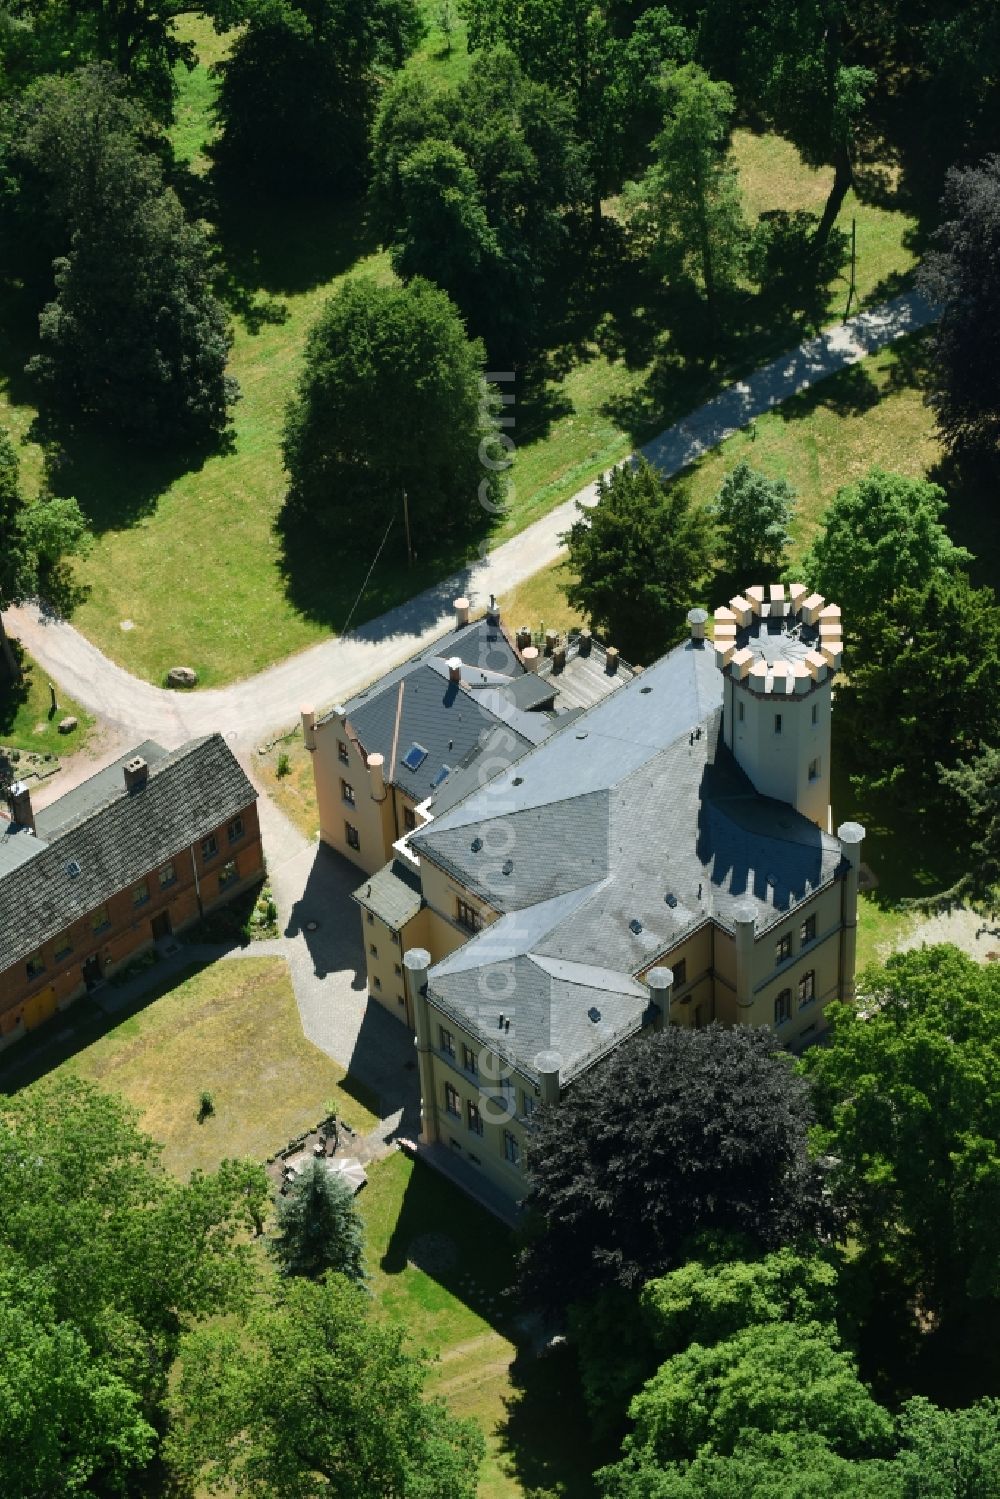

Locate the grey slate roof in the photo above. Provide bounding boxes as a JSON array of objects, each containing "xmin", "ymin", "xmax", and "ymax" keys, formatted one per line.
[
  {"xmin": 353, "ymin": 858, "xmax": 423, "ymax": 929},
  {"xmin": 413, "ymin": 638, "xmax": 845, "ymax": 1080},
  {"xmin": 0, "ymin": 821, "xmax": 46, "ymax": 878},
  {"xmin": 34, "ymin": 741, "xmax": 169, "ymax": 838},
  {"xmin": 0, "ymin": 734, "xmax": 256, "ymax": 977}
]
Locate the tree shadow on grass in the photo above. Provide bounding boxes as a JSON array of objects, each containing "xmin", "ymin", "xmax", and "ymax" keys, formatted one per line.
[
  {"xmin": 497, "ymin": 1341, "xmax": 609, "ymax": 1499},
  {"xmin": 0, "ymin": 642, "xmax": 31, "ymax": 742},
  {"xmin": 35, "ymin": 419, "xmax": 213, "ymax": 536},
  {"xmin": 211, "ymin": 179, "xmax": 383, "ymax": 304}
]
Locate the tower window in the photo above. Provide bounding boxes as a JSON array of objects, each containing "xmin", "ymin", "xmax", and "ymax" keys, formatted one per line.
[
  {"xmin": 774, "ymin": 713, "xmax": 782, "ymax": 735},
  {"xmin": 738, "ymin": 701, "xmax": 745, "ymax": 722},
  {"xmin": 808, "ymin": 757, "xmax": 820, "ymax": 782},
  {"xmin": 811, "ymin": 703, "xmax": 818, "ymax": 725}
]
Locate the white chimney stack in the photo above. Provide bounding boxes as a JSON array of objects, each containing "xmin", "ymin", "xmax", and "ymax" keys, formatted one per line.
[{"xmin": 453, "ymin": 597, "xmax": 470, "ymax": 628}]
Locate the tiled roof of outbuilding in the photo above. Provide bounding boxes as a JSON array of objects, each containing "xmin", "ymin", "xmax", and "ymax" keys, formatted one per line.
[{"xmin": 0, "ymin": 734, "xmax": 255, "ymax": 976}]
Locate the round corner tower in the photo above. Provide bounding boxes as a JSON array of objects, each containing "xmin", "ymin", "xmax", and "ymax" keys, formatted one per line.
[{"xmin": 713, "ymin": 583, "xmax": 842, "ymax": 831}]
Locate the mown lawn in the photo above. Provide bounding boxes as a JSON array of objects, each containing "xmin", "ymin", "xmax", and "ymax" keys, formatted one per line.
[
  {"xmin": 0, "ymin": 644, "xmax": 93, "ymax": 757},
  {"xmin": 361, "ymin": 1150, "xmax": 603, "ymax": 1499},
  {"xmin": 0, "ymin": 957, "xmax": 378, "ymax": 1177},
  {"xmin": 0, "ymin": 13, "xmax": 920, "ymax": 688}
]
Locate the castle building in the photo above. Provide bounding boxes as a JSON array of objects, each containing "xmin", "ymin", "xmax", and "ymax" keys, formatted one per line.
[{"xmin": 306, "ymin": 586, "xmax": 864, "ymax": 1219}]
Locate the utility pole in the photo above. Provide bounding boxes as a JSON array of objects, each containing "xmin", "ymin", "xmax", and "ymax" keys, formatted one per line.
[
  {"xmin": 845, "ymin": 217, "xmax": 857, "ymax": 320},
  {"xmin": 402, "ymin": 489, "xmax": 413, "ymax": 569}
]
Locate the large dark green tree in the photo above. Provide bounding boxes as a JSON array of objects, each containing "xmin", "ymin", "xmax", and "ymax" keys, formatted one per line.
[
  {"xmin": 16, "ymin": 65, "xmax": 236, "ymax": 445},
  {"xmin": 462, "ymin": 0, "xmax": 687, "ymax": 219},
  {"xmin": 282, "ymin": 276, "xmax": 503, "ymax": 546},
  {"xmin": 271, "ymin": 1159, "xmax": 366, "ymax": 1281},
  {"xmin": 166, "ymin": 1273, "xmax": 484, "ymax": 1497},
  {"xmin": 371, "ymin": 49, "xmax": 591, "ymax": 349},
  {"xmin": 918, "ymin": 157, "xmax": 1000, "ymax": 467},
  {"xmin": 562, "ymin": 458, "xmax": 714, "ymax": 663},
  {"xmin": 521, "ymin": 1023, "xmax": 826, "ymax": 1308},
  {"xmin": 836, "ymin": 572, "xmax": 1000, "ymax": 802},
  {"xmin": 211, "ymin": 0, "xmax": 423, "ymax": 194},
  {"xmin": 803, "ymin": 945, "xmax": 1000, "ymax": 1315},
  {"xmin": 0, "ymin": 1076, "xmax": 268, "ymax": 1492}
]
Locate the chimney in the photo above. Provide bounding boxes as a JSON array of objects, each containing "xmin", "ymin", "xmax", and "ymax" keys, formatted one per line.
[
  {"xmin": 368, "ymin": 751, "xmax": 386, "ymax": 800},
  {"xmin": 8, "ymin": 780, "xmax": 35, "ymax": 833},
  {"xmin": 516, "ymin": 625, "xmax": 532, "ymax": 649},
  {"xmin": 578, "ymin": 628, "xmax": 592, "ymax": 657},
  {"xmin": 123, "ymin": 757, "xmax": 148, "ymax": 795},
  {"xmin": 646, "ymin": 966, "xmax": 674, "ymax": 1018},
  {"xmin": 486, "ymin": 593, "xmax": 500, "ymax": 626},
  {"xmin": 454, "ymin": 596, "xmax": 470, "ymax": 629},
  {"xmin": 301, "ymin": 704, "xmax": 316, "ymax": 751},
  {"xmin": 687, "ymin": 607, "xmax": 708, "ymax": 643},
  {"xmin": 544, "ymin": 629, "xmax": 558, "ymax": 657},
  {"xmin": 534, "ymin": 1048, "xmax": 561, "ymax": 1106},
  {"xmin": 447, "ymin": 657, "xmax": 462, "ymax": 684},
  {"xmin": 522, "ymin": 646, "xmax": 539, "ymax": 673},
  {"xmin": 606, "ymin": 646, "xmax": 619, "ymax": 675}
]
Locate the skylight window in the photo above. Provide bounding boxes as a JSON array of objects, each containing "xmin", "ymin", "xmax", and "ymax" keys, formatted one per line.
[
  {"xmin": 471, "ymin": 837, "xmax": 483, "ymax": 853},
  {"xmin": 664, "ymin": 892, "xmax": 678, "ymax": 908},
  {"xmin": 629, "ymin": 918, "xmax": 643, "ymax": 934},
  {"xmin": 430, "ymin": 765, "xmax": 451, "ymax": 789},
  {"xmin": 401, "ymin": 743, "xmax": 428, "ymax": 772},
  {"xmin": 66, "ymin": 860, "xmax": 81, "ymax": 878}
]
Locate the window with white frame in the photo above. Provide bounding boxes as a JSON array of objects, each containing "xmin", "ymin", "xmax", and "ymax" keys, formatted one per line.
[
  {"xmin": 345, "ymin": 822, "xmax": 360, "ymax": 850},
  {"xmin": 342, "ymin": 779, "xmax": 355, "ymax": 806}
]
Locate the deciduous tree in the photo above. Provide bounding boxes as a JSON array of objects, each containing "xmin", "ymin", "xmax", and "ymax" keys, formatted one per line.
[
  {"xmin": 212, "ymin": 0, "xmax": 423, "ymax": 194},
  {"xmin": 562, "ymin": 458, "xmax": 714, "ymax": 663},
  {"xmin": 521, "ymin": 1024, "xmax": 825, "ymax": 1308},
  {"xmin": 800, "ymin": 470, "xmax": 970, "ymax": 654},
  {"xmin": 711, "ymin": 461, "xmax": 795, "ymax": 577},
  {"xmin": 166, "ymin": 1273, "xmax": 484, "ymax": 1497},
  {"xmin": 282, "ymin": 276, "xmax": 503, "ymax": 547},
  {"xmin": 626, "ymin": 63, "xmax": 747, "ymax": 337},
  {"xmin": 918, "ymin": 156, "xmax": 1000, "ymax": 467},
  {"xmin": 803, "ymin": 945, "xmax": 1000, "ymax": 1314}
]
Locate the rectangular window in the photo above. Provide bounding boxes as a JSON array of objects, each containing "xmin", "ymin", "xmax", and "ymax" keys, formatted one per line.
[
  {"xmin": 201, "ymin": 833, "xmax": 218, "ymax": 861},
  {"xmin": 800, "ymin": 914, "xmax": 817, "ymax": 945},
  {"xmin": 445, "ymin": 1082, "xmax": 461, "ymax": 1117},
  {"xmin": 390, "ymin": 931, "xmax": 400, "ymax": 946},
  {"xmin": 672, "ymin": 957, "xmax": 687, "ymax": 988},
  {"xmin": 341, "ymin": 779, "xmax": 355, "ymax": 806},
  {"xmin": 503, "ymin": 1130, "xmax": 520, "ymax": 1166},
  {"xmin": 798, "ymin": 969, "xmax": 816, "ymax": 1007},
  {"xmin": 397, "ymin": 993, "xmax": 405, "ymax": 1007},
  {"xmin": 373, "ymin": 976, "xmax": 382, "ymax": 992},
  {"xmin": 403, "ymin": 806, "xmax": 417, "ymax": 833},
  {"xmin": 25, "ymin": 953, "xmax": 45, "ymax": 980},
  {"xmin": 774, "ymin": 989, "xmax": 792, "ymax": 1026},
  {"xmin": 774, "ymin": 713, "xmax": 783, "ymax": 735},
  {"xmin": 776, "ymin": 934, "xmax": 793, "ymax": 965},
  {"xmin": 462, "ymin": 1043, "xmax": 479, "ymax": 1076},
  {"xmin": 133, "ymin": 880, "xmax": 150, "ymax": 907},
  {"xmin": 811, "ymin": 703, "xmax": 818, "ymax": 725},
  {"xmin": 521, "ymin": 1091, "xmax": 535, "ymax": 1118},
  {"xmin": 456, "ymin": 898, "xmax": 483, "ymax": 933},
  {"xmin": 218, "ymin": 859, "xmax": 239, "ymax": 892},
  {"xmin": 369, "ymin": 943, "xmax": 378, "ymax": 958},
  {"xmin": 366, "ymin": 911, "xmax": 374, "ymax": 925},
  {"xmin": 91, "ymin": 905, "xmax": 110, "ymax": 934},
  {"xmin": 439, "ymin": 1026, "xmax": 455, "ymax": 1057},
  {"xmin": 53, "ymin": 939, "xmax": 73, "ymax": 963},
  {"xmin": 345, "ymin": 822, "xmax": 360, "ymax": 851},
  {"xmin": 738, "ymin": 701, "xmax": 745, "ymax": 722},
  {"xmin": 393, "ymin": 962, "xmax": 402, "ymax": 976},
  {"xmin": 808, "ymin": 757, "xmax": 820, "ymax": 782},
  {"xmin": 468, "ymin": 1100, "xmax": 484, "ymax": 1136},
  {"xmin": 159, "ymin": 862, "xmax": 176, "ymax": 888},
  {"xmin": 338, "ymin": 739, "xmax": 349, "ymax": 765},
  {"xmin": 227, "ymin": 816, "xmax": 245, "ymax": 844}
]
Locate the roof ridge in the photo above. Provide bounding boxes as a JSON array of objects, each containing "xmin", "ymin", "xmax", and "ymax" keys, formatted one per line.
[{"xmin": 41, "ymin": 734, "xmax": 223, "ymax": 842}]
